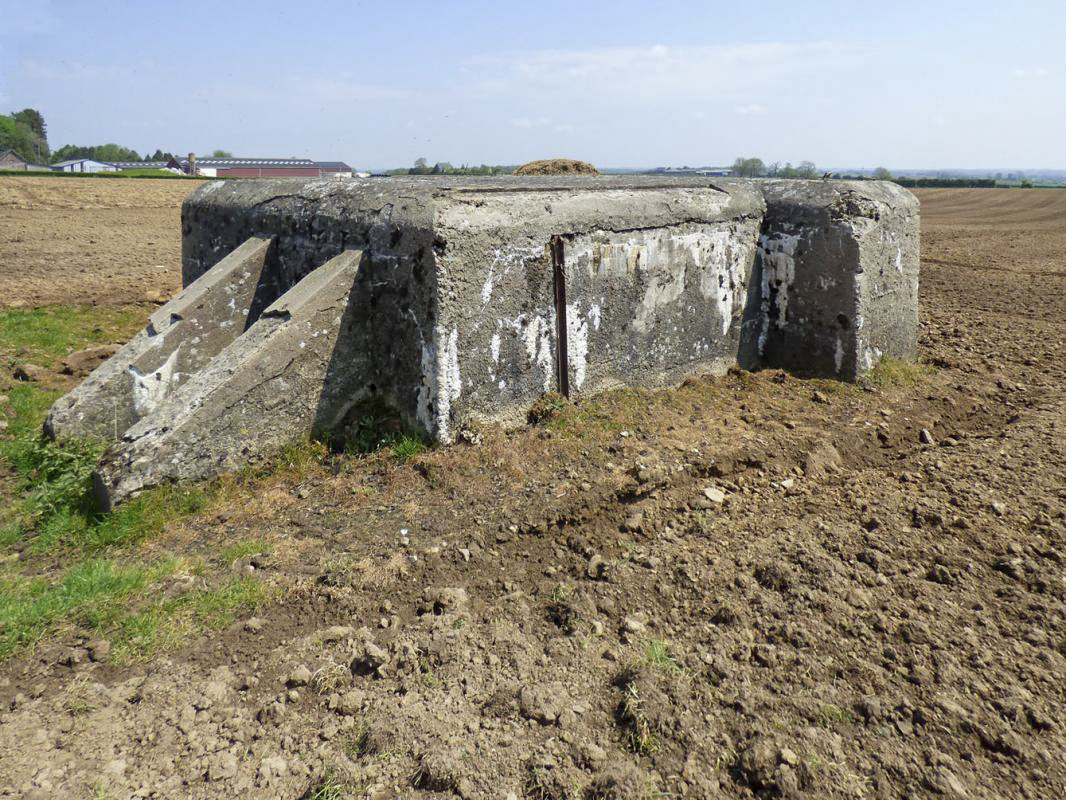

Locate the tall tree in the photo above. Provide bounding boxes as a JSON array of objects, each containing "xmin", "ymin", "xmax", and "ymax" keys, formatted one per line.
[
  {"xmin": 731, "ymin": 157, "xmax": 766, "ymax": 177},
  {"xmin": 0, "ymin": 113, "xmax": 43, "ymax": 162},
  {"xmin": 11, "ymin": 109, "xmax": 46, "ymax": 142}
]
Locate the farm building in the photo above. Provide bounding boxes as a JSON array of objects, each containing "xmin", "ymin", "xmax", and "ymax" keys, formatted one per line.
[
  {"xmin": 164, "ymin": 156, "xmax": 352, "ymax": 178},
  {"xmin": 0, "ymin": 150, "xmax": 51, "ymax": 171},
  {"xmin": 110, "ymin": 161, "xmax": 170, "ymax": 171},
  {"xmin": 52, "ymin": 158, "xmax": 118, "ymax": 173}
]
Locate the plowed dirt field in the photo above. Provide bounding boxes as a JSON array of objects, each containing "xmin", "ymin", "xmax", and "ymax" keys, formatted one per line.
[{"xmin": 0, "ymin": 181, "xmax": 1063, "ymax": 800}]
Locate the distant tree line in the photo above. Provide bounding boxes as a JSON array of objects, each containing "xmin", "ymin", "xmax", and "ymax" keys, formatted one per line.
[
  {"xmin": 388, "ymin": 157, "xmax": 516, "ymax": 176},
  {"xmin": 732, "ymin": 157, "xmax": 821, "ymax": 178},
  {"xmin": 0, "ymin": 108, "xmax": 181, "ymax": 164},
  {"xmin": 50, "ymin": 144, "xmax": 176, "ymax": 163}
]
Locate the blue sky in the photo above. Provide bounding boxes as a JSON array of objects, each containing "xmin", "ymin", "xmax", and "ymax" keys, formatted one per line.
[{"xmin": 1, "ymin": 0, "xmax": 1063, "ymax": 169}]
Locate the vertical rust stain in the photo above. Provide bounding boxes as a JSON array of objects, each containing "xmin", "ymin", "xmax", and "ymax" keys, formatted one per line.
[{"xmin": 550, "ymin": 235, "xmax": 570, "ymax": 398}]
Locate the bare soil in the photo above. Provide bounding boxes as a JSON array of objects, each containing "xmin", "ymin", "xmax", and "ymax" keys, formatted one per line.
[
  {"xmin": 0, "ymin": 177, "xmax": 201, "ymax": 309},
  {"xmin": 0, "ymin": 185, "xmax": 1064, "ymax": 799}
]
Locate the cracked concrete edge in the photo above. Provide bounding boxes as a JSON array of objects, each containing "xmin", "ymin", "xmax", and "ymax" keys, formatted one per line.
[{"xmin": 92, "ymin": 249, "xmax": 364, "ymax": 511}]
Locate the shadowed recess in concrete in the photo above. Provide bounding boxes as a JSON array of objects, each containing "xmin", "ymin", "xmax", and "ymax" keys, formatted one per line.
[{"xmin": 45, "ymin": 176, "xmax": 919, "ymax": 507}]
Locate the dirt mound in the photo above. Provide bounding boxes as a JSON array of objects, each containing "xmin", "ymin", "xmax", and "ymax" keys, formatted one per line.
[{"xmin": 514, "ymin": 159, "xmax": 600, "ymax": 176}]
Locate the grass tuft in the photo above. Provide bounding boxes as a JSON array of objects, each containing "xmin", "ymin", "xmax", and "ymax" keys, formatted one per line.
[
  {"xmin": 0, "ymin": 305, "xmax": 146, "ymax": 370},
  {"xmin": 818, "ymin": 703, "xmax": 855, "ymax": 728},
  {"xmin": 299, "ymin": 770, "xmax": 359, "ymax": 800},
  {"xmin": 108, "ymin": 577, "xmax": 266, "ymax": 662},
  {"xmin": 644, "ymin": 639, "xmax": 685, "ymax": 676},
  {"xmin": 391, "ymin": 434, "xmax": 425, "ymax": 463},
  {"xmin": 866, "ymin": 356, "xmax": 934, "ymax": 388}
]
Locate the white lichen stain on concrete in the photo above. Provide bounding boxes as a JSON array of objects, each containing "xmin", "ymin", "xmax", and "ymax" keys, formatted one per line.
[
  {"xmin": 862, "ymin": 345, "xmax": 883, "ymax": 372},
  {"xmin": 129, "ymin": 347, "xmax": 181, "ymax": 419},
  {"xmin": 566, "ymin": 302, "xmax": 590, "ymax": 390},
  {"xmin": 492, "ymin": 310, "xmax": 557, "ymax": 395},
  {"xmin": 428, "ymin": 327, "xmax": 463, "ymax": 443},
  {"xmin": 835, "ymin": 336, "xmax": 845, "ymax": 373},
  {"xmin": 588, "ymin": 301, "xmax": 602, "ymax": 331},
  {"xmin": 481, "ymin": 243, "xmax": 544, "ymax": 305},
  {"xmin": 521, "ymin": 312, "xmax": 556, "ymax": 393},
  {"xmin": 489, "ymin": 332, "xmax": 502, "ymax": 380}
]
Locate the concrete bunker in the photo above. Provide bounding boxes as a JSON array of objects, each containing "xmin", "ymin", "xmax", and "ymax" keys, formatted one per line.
[{"xmin": 45, "ymin": 176, "xmax": 919, "ymax": 509}]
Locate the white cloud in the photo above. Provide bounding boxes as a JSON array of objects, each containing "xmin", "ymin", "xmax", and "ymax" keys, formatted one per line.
[
  {"xmin": 735, "ymin": 103, "xmax": 767, "ymax": 115},
  {"xmin": 511, "ymin": 116, "xmax": 551, "ymax": 129},
  {"xmin": 21, "ymin": 59, "xmax": 133, "ymax": 82},
  {"xmin": 1012, "ymin": 67, "xmax": 1048, "ymax": 78},
  {"xmin": 466, "ymin": 42, "xmax": 859, "ymax": 104}
]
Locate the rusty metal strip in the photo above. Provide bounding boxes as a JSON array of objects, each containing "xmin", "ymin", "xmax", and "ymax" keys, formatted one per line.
[{"xmin": 550, "ymin": 235, "xmax": 570, "ymax": 398}]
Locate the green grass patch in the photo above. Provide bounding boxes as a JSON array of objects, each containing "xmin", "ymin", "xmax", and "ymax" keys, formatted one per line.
[
  {"xmin": 390, "ymin": 434, "xmax": 425, "ymax": 463},
  {"xmin": 336, "ymin": 399, "xmax": 430, "ymax": 463},
  {"xmin": 1, "ymin": 382, "xmax": 61, "ymax": 439},
  {"xmin": 108, "ymin": 576, "xmax": 265, "ymax": 662},
  {"xmin": 218, "ymin": 538, "xmax": 271, "ymax": 565},
  {"xmin": 817, "ymin": 703, "xmax": 855, "ymax": 728},
  {"xmin": 0, "ymin": 558, "xmax": 159, "ymax": 658},
  {"xmin": 543, "ymin": 388, "xmax": 647, "ymax": 440},
  {"xmin": 83, "ymin": 485, "xmax": 208, "ymax": 552},
  {"xmin": 0, "ymin": 305, "xmax": 147, "ymax": 370},
  {"xmin": 866, "ymin": 356, "xmax": 934, "ymax": 388}
]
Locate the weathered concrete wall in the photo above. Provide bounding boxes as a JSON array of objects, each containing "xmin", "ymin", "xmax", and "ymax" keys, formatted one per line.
[
  {"xmin": 429, "ymin": 182, "xmax": 764, "ymax": 437},
  {"xmin": 45, "ymin": 175, "xmax": 920, "ymax": 506},
  {"xmin": 757, "ymin": 181, "xmax": 920, "ymax": 379},
  {"xmin": 178, "ymin": 177, "xmax": 768, "ymax": 441}
]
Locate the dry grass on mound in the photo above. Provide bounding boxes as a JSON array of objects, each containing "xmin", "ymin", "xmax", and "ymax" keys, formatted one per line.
[{"xmin": 514, "ymin": 158, "xmax": 600, "ymax": 176}]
